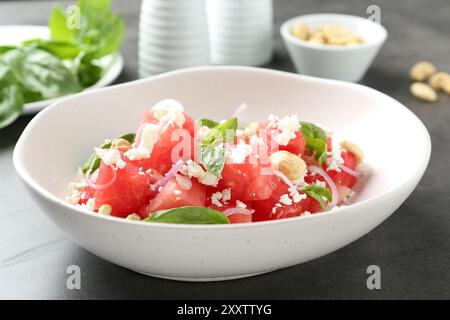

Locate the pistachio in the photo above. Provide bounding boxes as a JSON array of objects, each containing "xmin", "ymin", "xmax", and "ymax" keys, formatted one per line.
[
  {"xmin": 125, "ymin": 213, "xmax": 141, "ymax": 221},
  {"xmin": 110, "ymin": 138, "xmax": 132, "ymax": 151}
]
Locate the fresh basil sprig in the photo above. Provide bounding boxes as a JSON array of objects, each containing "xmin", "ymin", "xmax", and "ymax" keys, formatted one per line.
[
  {"xmin": 144, "ymin": 206, "xmax": 230, "ymax": 224},
  {"xmin": 199, "ymin": 118, "xmax": 219, "ymax": 129},
  {"xmin": 199, "ymin": 117, "xmax": 238, "ymax": 177},
  {"xmin": 300, "ymin": 121, "xmax": 328, "ymax": 164},
  {"xmin": 302, "ymin": 185, "xmax": 332, "ymax": 210},
  {"xmin": 0, "ymin": 61, "xmax": 24, "ymax": 128},
  {"xmin": 82, "ymin": 133, "xmax": 135, "ymax": 174}
]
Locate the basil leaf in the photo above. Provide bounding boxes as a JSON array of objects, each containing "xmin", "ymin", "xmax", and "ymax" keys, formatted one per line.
[
  {"xmin": 300, "ymin": 121, "xmax": 328, "ymax": 164},
  {"xmin": 0, "ymin": 46, "xmax": 16, "ymax": 55},
  {"xmin": 302, "ymin": 185, "xmax": 332, "ymax": 210},
  {"xmin": 81, "ymin": 133, "xmax": 135, "ymax": 173},
  {"xmin": 22, "ymin": 39, "xmax": 81, "ymax": 59},
  {"xmin": 199, "ymin": 117, "xmax": 237, "ymax": 177},
  {"xmin": 0, "ymin": 61, "xmax": 24, "ymax": 129},
  {"xmin": 199, "ymin": 118, "xmax": 219, "ymax": 129},
  {"xmin": 200, "ymin": 144, "xmax": 225, "ymax": 177},
  {"xmin": 203, "ymin": 117, "xmax": 238, "ymax": 145},
  {"xmin": 50, "ymin": 0, "xmax": 125, "ymax": 60},
  {"xmin": 76, "ymin": 56, "xmax": 103, "ymax": 87},
  {"xmin": 5, "ymin": 48, "xmax": 81, "ymax": 100},
  {"xmin": 49, "ymin": 5, "xmax": 75, "ymax": 43},
  {"xmin": 144, "ymin": 206, "xmax": 230, "ymax": 224}
]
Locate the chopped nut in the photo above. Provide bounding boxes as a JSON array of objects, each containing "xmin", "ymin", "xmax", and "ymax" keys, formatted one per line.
[
  {"xmin": 410, "ymin": 82, "xmax": 437, "ymax": 102},
  {"xmin": 410, "ymin": 61, "xmax": 437, "ymax": 81},
  {"xmin": 291, "ymin": 21, "xmax": 310, "ymax": 40},
  {"xmin": 125, "ymin": 213, "xmax": 141, "ymax": 221},
  {"xmin": 270, "ymin": 150, "xmax": 307, "ymax": 181},
  {"xmin": 98, "ymin": 204, "xmax": 112, "ymax": 216},
  {"xmin": 429, "ymin": 71, "xmax": 450, "ymax": 94},
  {"xmin": 340, "ymin": 140, "xmax": 364, "ymax": 165},
  {"xmin": 110, "ymin": 138, "xmax": 132, "ymax": 151}
]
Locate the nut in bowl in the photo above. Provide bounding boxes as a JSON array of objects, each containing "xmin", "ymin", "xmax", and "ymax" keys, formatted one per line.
[
  {"xmin": 281, "ymin": 13, "xmax": 388, "ymax": 82},
  {"xmin": 13, "ymin": 67, "xmax": 430, "ymax": 281}
]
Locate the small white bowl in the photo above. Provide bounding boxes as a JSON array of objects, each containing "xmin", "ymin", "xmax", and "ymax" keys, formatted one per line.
[
  {"xmin": 281, "ymin": 13, "xmax": 388, "ymax": 82},
  {"xmin": 13, "ymin": 67, "xmax": 430, "ymax": 281}
]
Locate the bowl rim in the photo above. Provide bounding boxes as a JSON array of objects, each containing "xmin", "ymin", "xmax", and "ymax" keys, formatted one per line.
[
  {"xmin": 13, "ymin": 66, "xmax": 430, "ymax": 230},
  {"xmin": 280, "ymin": 13, "xmax": 388, "ymax": 51}
]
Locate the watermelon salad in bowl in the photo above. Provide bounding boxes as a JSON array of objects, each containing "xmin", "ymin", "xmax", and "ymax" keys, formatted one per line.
[
  {"xmin": 13, "ymin": 67, "xmax": 430, "ymax": 281},
  {"xmin": 67, "ymin": 99, "xmax": 369, "ymax": 224}
]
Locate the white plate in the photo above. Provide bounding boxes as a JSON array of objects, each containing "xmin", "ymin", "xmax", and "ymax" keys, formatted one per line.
[
  {"xmin": 0, "ymin": 25, "xmax": 124, "ymax": 114},
  {"xmin": 13, "ymin": 67, "xmax": 431, "ymax": 281}
]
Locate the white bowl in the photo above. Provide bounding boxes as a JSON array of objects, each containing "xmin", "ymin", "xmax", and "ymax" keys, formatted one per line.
[
  {"xmin": 281, "ymin": 14, "xmax": 388, "ymax": 82},
  {"xmin": 13, "ymin": 67, "xmax": 430, "ymax": 281}
]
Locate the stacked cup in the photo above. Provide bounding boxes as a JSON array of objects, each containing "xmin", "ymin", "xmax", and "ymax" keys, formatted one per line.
[
  {"xmin": 138, "ymin": 0, "xmax": 210, "ymax": 78},
  {"xmin": 207, "ymin": 0, "xmax": 273, "ymax": 66}
]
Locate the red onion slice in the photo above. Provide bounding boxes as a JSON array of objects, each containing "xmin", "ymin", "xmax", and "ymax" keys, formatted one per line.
[
  {"xmin": 84, "ymin": 166, "xmax": 117, "ymax": 190},
  {"xmin": 308, "ymin": 165, "xmax": 339, "ymax": 209},
  {"xmin": 223, "ymin": 207, "xmax": 255, "ymax": 216},
  {"xmin": 338, "ymin": 164, "xmax": 363, "ymax": 177},
  {"xmin": 152, "ymin": 160, "xmax": 184, "ymax": 191},
  {"xmin": 231, "ymin": 103, "xmax": 248, "ymax": 118},
  {"xmin": 274, "ymin": 169, "xmax": 295, "ymax": 189}
]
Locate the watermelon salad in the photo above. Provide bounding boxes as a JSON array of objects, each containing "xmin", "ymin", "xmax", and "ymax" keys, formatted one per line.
[{"xmin": 66, "ymin": 99, "xmax": 367, "ymax": 224}]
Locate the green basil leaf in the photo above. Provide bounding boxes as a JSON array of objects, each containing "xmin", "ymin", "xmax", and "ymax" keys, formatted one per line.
[
  {"xmin": 199, "ymin": 118, "xmax": 219, "ymax": 129},
  {"xmin": 200, "ymin": 144, "xmax": 225, "ymax": 177},
  {"xmin": 51, "ymin": 0, "xmax": 125, "ymax": 60},
  {"xmin": 0, "ymin": 61, "xmax": 24, "ymax": 129},
  {"xmin": 76, "ymin": 56, "xmax": 103, "ymax": 87},
  {"xmin": 144, "ymin": 206, "xmax": 230, "ymax": 224},
  {"xmin": 81, "ymin": 133, "xmax": 135, "ymax": 173},
  {"xmin": 203, "ymin": 117, "xmax": 238, "ymax": 145},
  {"xmin": 49, "ymin": 5, "xmax": 75, "ymax": 43},
  {"xmin": 300, "ymin": 121, "xmax": 328, "ymax": 164},
  {"xmin": 302, "ymin": 185, "xmax": 332, "ymax": 210},
  {"xmin": 0, "ymin": 45, "xmax": 16, "ymax": 55},
  {"xmin": 5, "ymin": 48, "xmax": 81, "ymax": 100},
  {"xmin": 22, "ymin": 39, "xmax": 81, "ymax": 59}
]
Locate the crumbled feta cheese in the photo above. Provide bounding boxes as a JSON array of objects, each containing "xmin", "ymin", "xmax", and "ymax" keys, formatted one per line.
[
  {"xmin": 235, "ymin": 200, "xmax": 247, "ymax": 209},
  {"xmin": 173, "ymin": 190, "xmax": 182, "ymax": 195},
  {"xmin": 198, "ymin": 171, "xmax": 219, "ymax": 187},
  {"xmin": 152, "ymin": 99, "xmax": 185, "ymax": 128},
  {"xmin": 66, "ymin": 188, "xmax": 81, "ymax": 205},
  {"xmin": 267, "ymin": 114, "xmax": 279, "ymax": 128},
  {"xmin": 229, "ymin": 142, "xmax": 252, "ymax": 163},
  {"xmin": 315, "ymin": 180, "xmax": 327, "ymax": 188},
  {"xmin": 275, "ymin": 129, "xmax": 296, "ymax": 146},
  {"xmin": 182, "ymin": 160, "xmax": 219, "ymax": 186},
  {"xmin": 126, "ymin": 123, "xmax": 160, "ymax": 161},
  {"xmin": 279, "ymin": 194, "xmax": 293, "ymax": 206},
  {"xmin": 326, "ymin": 147, "xmax": 344, "ymax": 171},
  {"xmin": 211, "ymin": 191, "xmax": 223, "ymax": 207},
  {"xmin": 97, "ymin": 148, "xmax": 126, "ymax": 169},
  {"xmin": 249, "ymin": 134, "xmax": 264, "ymax": 146},
  {"xmin": 269, "ymin": 114, "xmax": 300, "ymax": 146},
  {"xmin": 79, "ymin": 197, "xmax": 96, "ymax": 211},
  {"xmin": 300, "ymin": 211, "xmax": 312, "ymax": 216},
  {"xmin": 289, "ymin": 186, "xmax": 307, "ymax": 203},
  {"xmin": 222, "ymin": 188, "xmax": 231, "ymax": 202}
]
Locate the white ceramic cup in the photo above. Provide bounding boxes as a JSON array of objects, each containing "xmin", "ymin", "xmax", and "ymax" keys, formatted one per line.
[
  {"xmin": 207, "ymin": 0, "xmax": 273, "ymax": 66},
  {"xmin": 138, "ymin": 0, "xmax": 210, "ymax": 77}
]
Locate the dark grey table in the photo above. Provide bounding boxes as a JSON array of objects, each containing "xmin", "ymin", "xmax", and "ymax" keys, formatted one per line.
[{"xmin": 1, "ymin": 0, "xmax": 449, "ymax": 299}]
